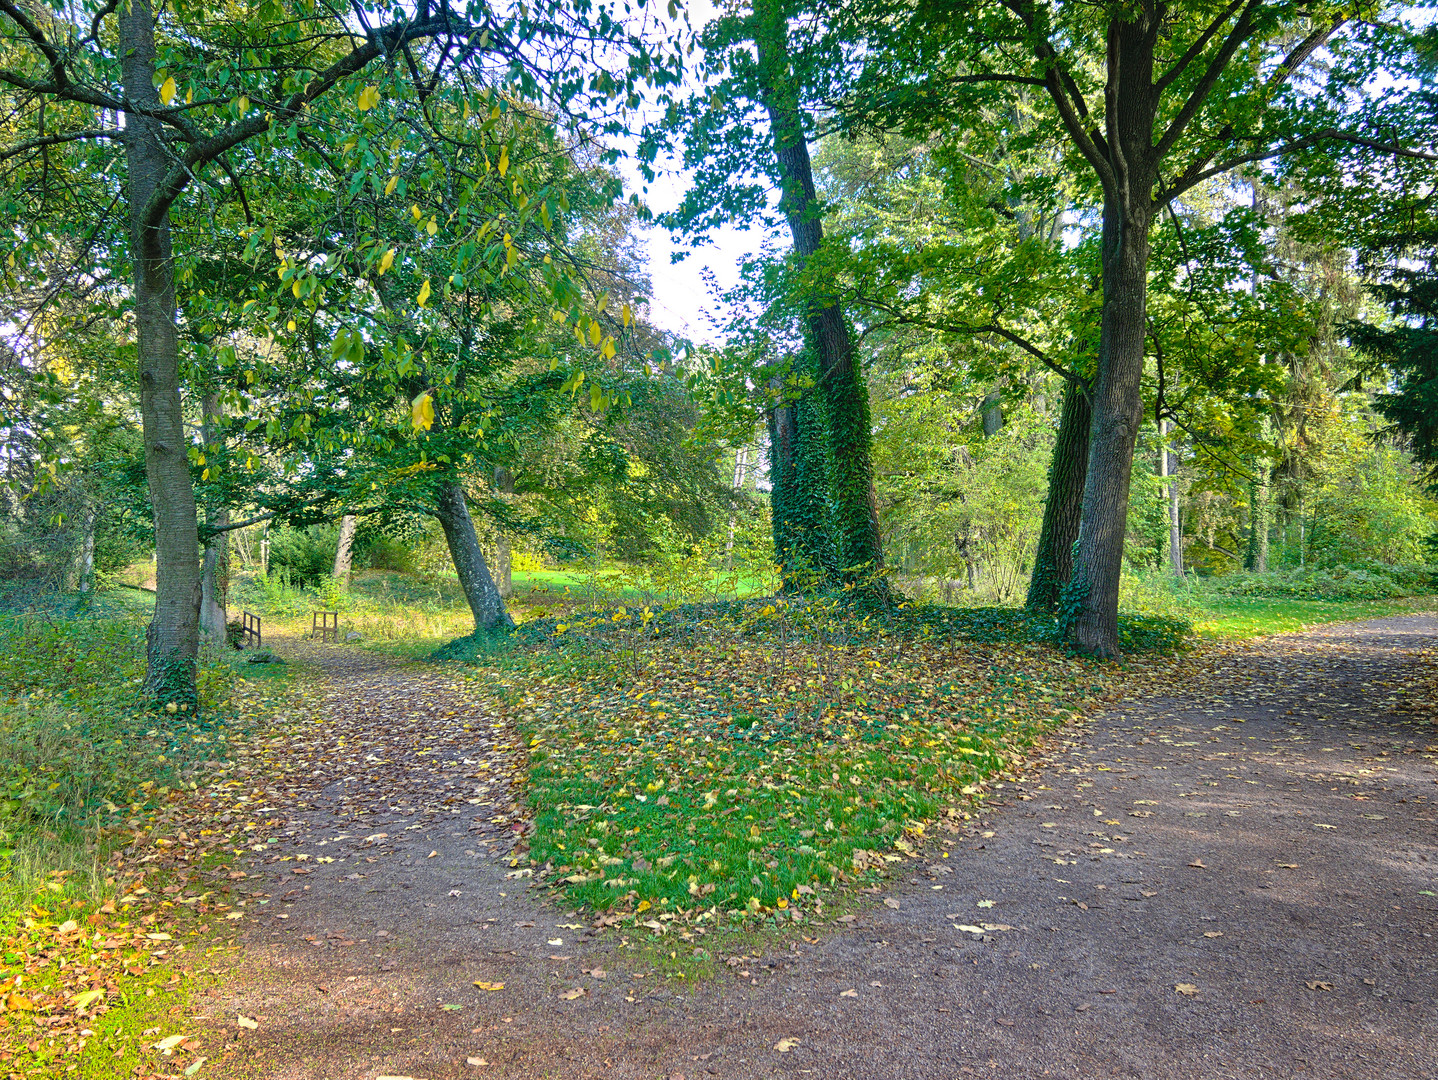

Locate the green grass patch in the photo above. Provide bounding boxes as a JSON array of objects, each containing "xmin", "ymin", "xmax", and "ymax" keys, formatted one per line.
[{"xmin": 1193, "ymin": 595, "xmax": 1438, "ymax": 639}]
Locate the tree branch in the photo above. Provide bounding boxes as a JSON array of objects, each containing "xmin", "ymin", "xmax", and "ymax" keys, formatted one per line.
[
  {"xmin": 1153, "ymin": 0, "xmax": 1261, "ymax": 162},
  {"xmin": 1153, "ymin": 0, "xmax": 1247, "ymax": 93},
  {"xmin": 1168, "ymin": 129, "xmax": 1438, "ymax": 199}
]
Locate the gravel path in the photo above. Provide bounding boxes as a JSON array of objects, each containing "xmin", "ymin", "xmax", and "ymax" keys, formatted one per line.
[{"xmin": 202, "ymin": 616, "xmax": 1438, "ymax": 1080}]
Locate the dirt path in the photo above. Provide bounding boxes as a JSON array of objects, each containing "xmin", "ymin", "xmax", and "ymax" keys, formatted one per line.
[{"xmin": 201, "ymin": 617, "xmax": 1438, "ymax": 1080}]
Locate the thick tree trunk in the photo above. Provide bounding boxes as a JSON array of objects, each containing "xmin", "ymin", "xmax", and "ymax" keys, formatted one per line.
[
  {"xmin": 333, "ymin": 514, "xmax": 357, "ymax": 582},
  {"xmin": 1067, "ymin": 192, "xmax": 1154, "ymax": 657},
  {"xmin": 755, "ymin": 8, "xmax": 883, "ymax": 581},
  {"xmin": 981, "ymin": 388, "xmax": 1004, "ymax": 438},
  {"xmin": 493, "ymin": 467, "xmax": 514, "ymax": 599},
  {"xmin": 1247, "ymin": 470, "xmax": 1270, "ymax": 572},
  {"xmin": 1026, "ymin": 380, "xmax": 1091, "ymax": 613},
  {"xmin": 121, "ymin": 0, "xmax": 202, "ymax": 703},
  {"xmin": 433, "ymin": 478, "xmax": 513, "ymax": 631}
]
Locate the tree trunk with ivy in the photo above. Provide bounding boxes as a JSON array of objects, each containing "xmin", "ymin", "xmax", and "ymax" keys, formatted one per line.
[
  {"xmin": 755, "ymin": 7, "xmax": 883, "ymax": 584},
  {"xmin": 767, "ymin": 371, "xmax": 835, "ymax": 589},
  {"xmin": 1026, "ymin": 379, "xmax": 1091, "ymax": 613}
]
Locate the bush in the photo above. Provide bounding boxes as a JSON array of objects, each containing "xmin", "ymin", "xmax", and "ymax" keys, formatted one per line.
[
  {"xmin": 266, "ymin": 524, "xmax": 337, "ymax": 586},
  {"xmin": 1205, "ymin": 563, "xmax": 1435, "ymax": 601}
]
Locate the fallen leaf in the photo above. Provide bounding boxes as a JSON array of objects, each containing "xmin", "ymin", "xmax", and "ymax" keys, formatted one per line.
[
  {"xmin": 558, "ymin": 987, "xmax": 585, "ymax": 1000},
  {"xmin": 840, "ymin": 988, "xmax": 858, "ymax": 997},
  {"xmin": 774, "ymin": 1038, "xmax": 800, "ymax": 1052},
  {"xmin": 955, "ymin": 924, "xmax": 985, "ymax": 934},
  {"xmin": 976, "ymin": 899, "xmax": 996, "ymax": 908},
  {"xmin": 467, "ymin": 1059, "xmax": 489, "ymax": 1067},
  {"xmin": 1276, "ymin": 863, "xmax": 1300, "ymax": 869},
  {"xmin": 1313, "ymin": 824, "xmax": 1337, "ymax": 830},
  {"xmin": 1306, "ymin": 981, "xmax": 1333, "ymax": 991},
  {"xmin": 72, "ymin": 988, "xmax": 104, "ymax": 1010},
  {"xmin": 883, "ymin": 898, "xmax": 900, "ymax": 910},
  {"xmin": 184, "ymin": 1058, "xmax": 207, "ymax": 1076},
  {"xmin": 6, "ymin": 993, "xmax": 36, "ymax": 1011},
  {"xmin": 995, "ymin": 1018, "xmax": 1015, "ymax": 1027},
  {"xmin": 236, "ymin": 1016, "xmax": 258, "ymax": 1030},
  {"xmin": 1202, "ymin": 931, "xmax": 1223, "ymax": 938},
  {"xmin": 1188, "ymin": 860, "xmax": 1206, "ymax": 869},
  {"xmin": 152, "ymin": 1035, "xmax": 187, "ymax": 1051},
  {"xmin": 1174, "ymin": 984, "xmax": 1199, "ymax": 996},
  {"xmin": 473, "ymin": 981, "xmax": 505, "ymax": 992}
]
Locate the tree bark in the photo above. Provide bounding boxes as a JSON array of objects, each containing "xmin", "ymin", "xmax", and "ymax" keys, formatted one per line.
[
  {"xmin": 1026, "ymin": 379, "xmax": 1090, "ymax": 612},
  {"xmin": 1166, "ymin": 435, "xmax": 1184, "ymax": 578},
  {"xmin": 333, "ymin": 514, "xmax": 358, "ymax": 582},
  {"xmin": 77, "ymin": 505, "xmax": 96, "ymax": 593},
  {"xmin": 121, "ymin": 0, "xmax": 202, "ymax": 702},
  {"xmin": 493, "ymin": 467, "xmax": 514, "ymax": 599},
  {"xmin": 754, "ymin": 5, "xmax": 883, "ymax": 582},
  {"xmin": 1067, "ymin": 191, "xmax": 1154, "ymax": 655},
  {"xmin": 200, "ymin": 509, "xmax": 229, "ymax": 644},
  {"xmin": 433, "ymin": 477, "xmax": 513, "ymax": 631},
  {"xmin": 724, "ymin": 446, "xmax": 748, "ymax": 570}
]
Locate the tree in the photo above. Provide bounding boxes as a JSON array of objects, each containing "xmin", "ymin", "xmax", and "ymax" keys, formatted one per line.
[
  {"xmin": 647, "ymin": 0, "xmax": 884, "ymax": 586},
  {"xmin": 846, "ymin": 0, "xmax": 1436, "ymax": 654},
  {"xmin": 0, "ymin": 0, "xmax": 681, "ymax": 699}
]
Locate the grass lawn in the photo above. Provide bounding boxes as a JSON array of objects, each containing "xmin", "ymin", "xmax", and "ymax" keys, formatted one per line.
[{"xmin": 1192, "ymin": 595, "xmax": 1437, "ymax": 638}]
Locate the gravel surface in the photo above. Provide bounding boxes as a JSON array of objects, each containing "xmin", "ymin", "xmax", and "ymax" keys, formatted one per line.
[{"xmin": 201, "ymin": 615, "xmax": 1438, "ymax": 1080}]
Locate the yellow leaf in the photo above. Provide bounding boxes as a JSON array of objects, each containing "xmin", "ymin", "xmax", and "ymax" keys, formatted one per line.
[
  {"xmin": 184, "ymin": 1058, "xmax": 207, "ymax": 1076},
  {"xmin": 498, "ymin": 146, "xmax": 509, "ymax": 177},
  {"xmin": 596, "ymin": 292, "xmax": 609, "ymax": 313},
  {"xmin": 622, "ymin": 302, "xmax": 633, "ymax": 327},
  {"xmin": 6, "ymin": 992, "xmax": 35, "ymax": 1011},
  {"xmin": 384, "ymin": 175, "xmax": 398, "ymax": 196},
  {"xmin": 152, "ymin": 1034, "xmax": 186, "ymax": 1050},
  {"xmin": 416, "ymin": 279, "xmax": 432, "ymax": 307},
  {"xmin": 473, "ymin": 980, "xmax": 504, "ymax": 991},
  {"xmin": 602, "ymin": 338, "xmax": 616, "ymax": 360},
  {"xmin": 588, "ymin": 319, "xmax": 601, "ymax": 346},
  {"xmin": 236, "ymin": 1015, "xmax": 258, "ymax": 1030},
  {"xmin": 411, "ymin": 392, "xmax": 435, "ymax": 431},
  {"xmin": 72, "ymin": 989, "xmax": 104, "ymax": 1010},
  {"xmin": 237, "ymin": 95, "xmax": 248, "ymax": 114},
  {"xmin": 774, "ymin": 1038, "xmax": 800, "ymax": 1052},
  {"xmin": 357, "ymin": 85, "xmax": 381, "ymax": 111},
  {"xmin": 378, "ymin": 248, "xmax": 394, "ymax": 276},
  {"xmin": 426, "ymin": 218, "xmax": 438, "ymax": 236},
  {"xmin": 286, "ymin": 319, "xmax": 296, "ymax": 331},
  {"xmin": 159, "ymin": 77, "xmax": 177, "ymax": 105},
  {"xmin": 411, "ymin": 204, "xmax": 422, "ymax": 221}
]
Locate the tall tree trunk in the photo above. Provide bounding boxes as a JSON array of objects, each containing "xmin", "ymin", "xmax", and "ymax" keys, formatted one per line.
[
  {"xmin": 1067, "ymin": 190, "xmax": 1155, "ymax": 657},
  {"xmin": 1026, "ymin": 379, "xmax": 1091, "ymax": 612},
  {"xmin": 754, "ymin": 6, "xmax": 883, "ymax": 582},
  {"xmin": 981, "ymin": 388, "xmax": 1004, "ymax": 438},
  {"xmin": 121, "ymin": 0, "xmax": 202, "ymax": 702},
  {"xmin": 333, "ymin": 514, "xmax": 358, "ymax": 582},
  {"xmin": 493, "ymin": 467, "xmax": 514, "ymax": 599},
  {"xmin": 433, "ymin": 477, "xmax": 513, "ymax": 631}
]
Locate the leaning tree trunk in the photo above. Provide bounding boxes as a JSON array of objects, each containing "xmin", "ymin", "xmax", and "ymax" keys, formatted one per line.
[
  {"xmin": 755, "ymin": 8, "xmax": 883, "ymax": 582},
  {"xmin": 121, "ymin": 0, "xmax": 202, "ymax": 703},
  {"xmin": 1026, "ymin": 379, "xmax": 1091, "ymax": 613},
  {"xmin": 1066, "ymin": 191, "xmax": 1154, "ymax": 657},
  {"xmin": 333, "ymin": 513, "xmax": 357, "ymax": 582},
  {"xmin": 433, "ymin": 477, "xmax": 513, "ymax": 631}
]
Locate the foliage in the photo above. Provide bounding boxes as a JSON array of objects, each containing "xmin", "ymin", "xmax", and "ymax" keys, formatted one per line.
[{"xmin": 1201, "ymin": 564, "xmax": 1435, "ymax": 602}]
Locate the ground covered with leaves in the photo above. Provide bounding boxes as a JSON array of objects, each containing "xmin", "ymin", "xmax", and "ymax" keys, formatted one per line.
[{"xmin": 458, "ymin": 598, "xmax": 1180, "ymax": 924}]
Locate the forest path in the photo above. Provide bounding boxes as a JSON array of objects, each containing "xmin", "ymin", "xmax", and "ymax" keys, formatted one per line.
[{"xmin": 201, "ymin": 617, "xmax": 1438, "ymax": 1080}]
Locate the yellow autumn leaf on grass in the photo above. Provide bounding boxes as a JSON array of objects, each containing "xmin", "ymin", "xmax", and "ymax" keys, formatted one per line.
[
  {"xmin": 473, "ymin": 980, "xmax": 504, "ymax": 991},
  {"xmin": 384, "ymin": 175, "xmax": 398, "ymax": 196},
  {"xmin": 357, "ymin": 85, "xmax": 381, "ymax": 111},
  {"xmin": 416, "ymin": 278, "xmax": 432, "ymax": 307},
  {"xmin": 378, "ymin": 248, "xmax": 394, "ymax": 275},
  {"xmin": 411, "ymin": 392, "xmax": 435, "ymax": 431},
  {"xmin": 159, "ymin": 77, "xmax": 177, "ymax": 105}
]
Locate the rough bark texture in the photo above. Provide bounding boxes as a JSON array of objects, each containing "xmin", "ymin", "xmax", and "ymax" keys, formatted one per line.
[
  {"xmin": 1025, "ymin": 380, "xmax": 1091, "ymax": 613},
  {"xmin": 1062, "ymin": 13, "xmax": 1163, "ymax": 657},
  {"xmin": 493, "ymin": 468, "xmax": 513, "ymax": 600},
  {"xmin": 755, "ymin": 7, "xmax": 883, "ymax": 582},
  {"xmin": 122, "ymin": 0, "xmax": 202, "ymax": 701},
  {"xmin": 1247, "ymin": 469, "xmax": 1270, "ymax": 572},
  {"xmin": 723, "ymin": 447, "xmax": 748, "ymax": 570},
  {"xmin": 981, "ymin": 389, "xmax": 1004, "ymax": 438},
  {"xmin": 1167, "ymin": 442, "xmax": 1184, "ymax": 578},
  {"xmin": 433, "ymin": 478, "xmax": 513, "ymax": 631},
  {"xmin": 333, "ymin": 514, "xmax": 358, "ymax": 582},
  {"xmin": 77, "ymin": 506, "xmax": 96, "ymax": 592}
]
